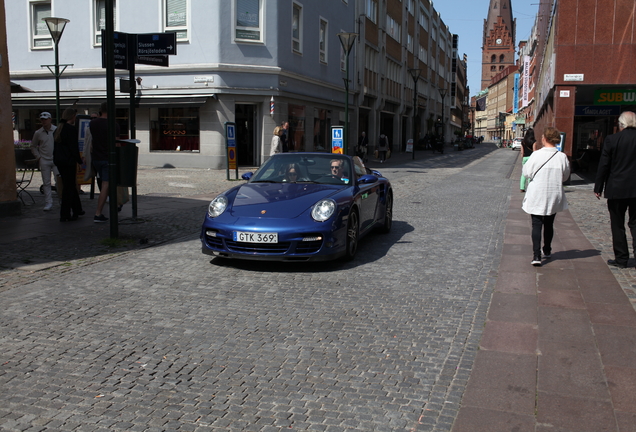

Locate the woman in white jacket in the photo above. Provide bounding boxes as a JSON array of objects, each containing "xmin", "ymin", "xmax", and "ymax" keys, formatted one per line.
[
  {"xmin": 270, "ymin": 126, "xmax": 283, "ymax": 156},
  {"xmin": 522, "ymin": 127, "xmax": 570, "ymax": 266}
]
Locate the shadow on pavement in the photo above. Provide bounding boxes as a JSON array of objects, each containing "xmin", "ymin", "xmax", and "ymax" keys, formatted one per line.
[{"xmin": 207, "ymin": 221, "xmax": 415, "ymax": 273}]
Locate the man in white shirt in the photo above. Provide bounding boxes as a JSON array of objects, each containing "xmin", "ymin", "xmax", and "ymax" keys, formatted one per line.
[{"xmin": 30, "ymin": 112, "xmax": 59, "ymax": 211}]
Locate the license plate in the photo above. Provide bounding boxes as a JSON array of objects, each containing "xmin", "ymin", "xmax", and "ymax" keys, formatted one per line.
[{"xmin": 233, "ymin": 231, "xmax": 278, "ymax": 243}]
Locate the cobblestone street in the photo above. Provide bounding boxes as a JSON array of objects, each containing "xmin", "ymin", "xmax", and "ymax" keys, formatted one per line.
[{"xmin": 2, "ymin": 144, "xmax": 635, "ymax": 431}]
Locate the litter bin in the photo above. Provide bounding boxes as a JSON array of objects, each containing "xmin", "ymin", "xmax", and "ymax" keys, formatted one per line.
[{"xmin": 116, "ymin": 139, "xmax": 140, "ymax": 187}]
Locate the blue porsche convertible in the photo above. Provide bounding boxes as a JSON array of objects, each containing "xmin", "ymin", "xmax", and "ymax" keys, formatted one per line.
[{"xmin": 200, "ymin": 153, "xmax": 393, "ymax": 262}]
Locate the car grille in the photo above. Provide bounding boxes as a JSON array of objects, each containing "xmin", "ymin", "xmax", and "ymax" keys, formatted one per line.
[
  {"xmin": 295, "ymin": 240, "xmax": 323, "ymax": 254},
  {"xmin": 205, "ymin": 236, "xmax": 224, "ymax": 249},
  {"xmin": 226, "ymin": 241, "xmax": 291, "ymax": 254}
]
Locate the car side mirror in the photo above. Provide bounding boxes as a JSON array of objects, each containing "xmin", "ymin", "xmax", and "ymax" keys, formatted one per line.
[
  {"xmin": 358, "ymin": 174, "xmax": 378, "ymax": 184},
  {"xmin": 242, "ymin": 172, "xmax": 253, "ymax": 181}
]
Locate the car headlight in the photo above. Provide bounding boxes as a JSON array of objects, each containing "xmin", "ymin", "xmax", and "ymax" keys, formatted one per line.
[
  {"xmin": 311, "ymin": 199, "xmax": 336, "ymax": 222},
  {"xmin": 208, "ymin": 195, "xmax": 229, "ymax": 218}
]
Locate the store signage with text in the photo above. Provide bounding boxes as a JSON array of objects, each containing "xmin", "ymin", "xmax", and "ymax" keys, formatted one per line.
[{"xmin": 595, "ymin": 89, "xmax": 636, "ymax": 105}]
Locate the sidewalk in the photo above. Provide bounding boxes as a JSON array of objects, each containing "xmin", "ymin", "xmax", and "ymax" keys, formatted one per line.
[{"xmin": 453, "ymin": 157, "xmax": 636, "ymax": 431}]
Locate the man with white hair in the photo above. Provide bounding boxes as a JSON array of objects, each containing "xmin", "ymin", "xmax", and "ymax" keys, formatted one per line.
[
  {"xmin": 31, "ymin": 112, "xmax": 59, "ymax": 211},
  {"xmin": 594, "ymin": 111, "xmax": 636, "ymax": 269}
]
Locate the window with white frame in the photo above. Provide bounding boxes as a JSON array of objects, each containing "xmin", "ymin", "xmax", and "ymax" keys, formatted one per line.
[
  {"xmin": 164, "ymin": 0, "xmax": 188, "ymax": 41},
  {"xmin": 419, "ymin": 45, "xmax": 427, "ymax": 62},
  {"xmin": 31, "ymin": 1, "xmax": 52, "ymax": 48},
  {"xmin": 94, "ymin": 0, "xmax": 117, "ymax": 46},
  {"xmin": 365, "ymin": 0, "xmax": 378, "ymax": 24},
  {"xmin": 386, "ymin": 15, "xmax": 400, "ymax": 42},
  {"xmin": 236, "ymin": 0, "xmax": 263, "ymax": 42},
  {"xmin": 292, "ymin": 2, "xmax": 302, "ymax": 53},
  {"xmin": 319, "ymin": 18, "xmax": 328, "ymax": 63},
  {"xmin": 419, "ymin": 8, "xmax": 429, "ymax": 30},
  {"xmin": 407, "ymin": 0, "xmax": 414, "ymax": 14}
]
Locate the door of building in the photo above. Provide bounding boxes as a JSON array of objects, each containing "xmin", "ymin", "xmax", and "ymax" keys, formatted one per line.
[{"xmin": 236, "ymin": 104, "xmax": 256, "ymax": 166}]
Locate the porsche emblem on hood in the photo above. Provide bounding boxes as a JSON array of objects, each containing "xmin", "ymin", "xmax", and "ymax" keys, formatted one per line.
[{"xmin": 261, "ymin": 210, "xmax": 267, "ymax": 214}]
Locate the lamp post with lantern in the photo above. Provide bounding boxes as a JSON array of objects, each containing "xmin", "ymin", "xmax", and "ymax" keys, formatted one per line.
[
  {"xmin": 337, "ymin": 32, "xmax": 357, "ymax": 155},
  {"xmin": 43, "ymin": 17, "xmax": 70, "ymax": 123},
  {"xmin": 408, "ymin": 68, "xmax": 421, "ymax": 160},
  {"xmin": 438, "ymin": 86, "xmax": 448, "ymax": 144}
]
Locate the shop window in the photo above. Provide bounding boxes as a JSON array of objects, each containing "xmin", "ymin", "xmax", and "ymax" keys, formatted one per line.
[
  {"xmin": 313, "ymin": 109, "xmax": 328, "ymax": 151},
  {"xmin": 31, "ymin": 1, "xmax": 52, "ymax": 49},
  {"xmin": 150, "ymin": 107, "xmax": 200, "ymax": 151},
  {"xmin": 288, "ymin": 104, "xmax": 306, "ymax": 152},
  {"xmin": 94, "ymin": 0, "xmax": 117, "ymax": 46}
]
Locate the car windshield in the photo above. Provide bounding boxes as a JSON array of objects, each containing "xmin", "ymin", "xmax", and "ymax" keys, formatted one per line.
[{"xmin": 249, "ymin": 154, "xmax": 354, "ymax": 186}]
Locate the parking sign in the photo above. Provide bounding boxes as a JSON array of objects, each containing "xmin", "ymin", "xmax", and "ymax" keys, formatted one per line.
[{"xmin": 331, "ymin": 126, "xmax": 344, "ymax": 154}]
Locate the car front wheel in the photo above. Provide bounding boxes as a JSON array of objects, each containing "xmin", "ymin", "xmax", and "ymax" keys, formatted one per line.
[
  {"xmin": 379, "ymin": 192, "xmax": 393, "ymax": 233},
  {"xmin": 344, "ymin": 210, "xmax": 359, "ymax": 261}
]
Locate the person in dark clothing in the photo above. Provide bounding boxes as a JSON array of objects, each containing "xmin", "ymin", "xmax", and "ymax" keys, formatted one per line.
[
  {"xmin": 520, "ymin": 128, "xmax": 538, "ymax": 192},
  {"xmin": 357, "ymin": 132, "xmax": 368, "ymax": 161},
  {"xmin": 594, "ymin": 111, "xmax": 636, "ymax": 269},
  {"xmin": 280, "ymin": 121, "xmax": 290, "ymax": 152},
  {"xmin": 53, "ymin": 108, "xmax": 84, "ymax": 222},
  {"xmin": 90, "ymin": 101, "xmax": 121, "ymax": 223}
]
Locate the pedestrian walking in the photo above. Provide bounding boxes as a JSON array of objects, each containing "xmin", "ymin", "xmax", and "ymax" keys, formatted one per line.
[
  {"xmin": 594, "ymin": 111, "xmax": 636, "ymax": 269},
  {"xmin": 357, "ymin": 132, "xmax": 368, "ymax": 162},
  {"xmin": 522, "ymin": 126, "xmax": 570, "ymax": 266},
  {"xmin": 519, "ymin": 128, "xmax": 538, "ymax": 192},
  {"xmin": 30, "ymin": 112, "xmax": 59, "ymax": 211},
  {"xmin": 270, "ymin": 126, "xmax": 283, "ymax": 156},
  {"xmin": 280, "ymin": 121, "xmax": 290, "ymax": 152},
  {"xmin": 378, "ymin": 133, "xmax": 389, "ymax": 163},
  {"xmin": 90, "ymin": 101, "xmax": 120, "ymax": 223},
  {"xmin": 53, "ymin": 108, "xmax": 84, "ymax": 222}
]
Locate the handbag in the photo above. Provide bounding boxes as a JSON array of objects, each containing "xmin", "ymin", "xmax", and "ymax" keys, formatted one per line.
[
  {"xmin": 374, "ymin": 149, "xmax": 379, "ymax": 158},
  {"xmin": 387, "ymin": 149, "xmax": 391, "ymax": 159}
]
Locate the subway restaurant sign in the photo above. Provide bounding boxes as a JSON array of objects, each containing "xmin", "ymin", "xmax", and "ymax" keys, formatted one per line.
[{"xmin": 595, "ymin": 89, "xmax": 636, "ymax": 105}]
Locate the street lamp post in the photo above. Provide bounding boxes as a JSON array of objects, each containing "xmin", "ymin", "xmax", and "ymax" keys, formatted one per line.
[
  {"xmin": 43, "ymin": 17, "xmax": 70, "ymax": 123},
  {"xmin": 408, "ymin": 68, "xmax": 421, "ymax": 160},
  {"xmin": 438, "ymin": 86, "xmax": 448, "ymax": 144},
  {"xmin": 337, "ymin": 32, "xmax": 357, "ymax": 155}
]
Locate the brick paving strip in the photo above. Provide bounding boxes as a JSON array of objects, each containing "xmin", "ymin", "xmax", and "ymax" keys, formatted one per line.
[{"xmin": 452, "ymin": 160, "xmax": 636, "ymax": 431}]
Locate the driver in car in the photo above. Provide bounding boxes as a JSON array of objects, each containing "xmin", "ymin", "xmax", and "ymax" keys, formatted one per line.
[{"xmin": 329, "ymin": 159, "xmax": 350, "ymax": 183}]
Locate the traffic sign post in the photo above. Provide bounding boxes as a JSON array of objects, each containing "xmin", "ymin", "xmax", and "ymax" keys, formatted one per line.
[
  {"xmin": 225, "ymin": 122, "xmax": 239, "ymax": 180},
  {"xmin": 331, "ymin": 126, "xmax": 344, "ymax": 154}
]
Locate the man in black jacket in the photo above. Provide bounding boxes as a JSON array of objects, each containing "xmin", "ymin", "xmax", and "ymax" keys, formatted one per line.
[{"xmin": 594, "ymin": 111, "xmax": 636, "ymax": 269}]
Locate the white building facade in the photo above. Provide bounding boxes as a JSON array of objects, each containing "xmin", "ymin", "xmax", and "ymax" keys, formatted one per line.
[{"xmin": 9, "ymin": 0, "xmax": 456, "ymax": 168}]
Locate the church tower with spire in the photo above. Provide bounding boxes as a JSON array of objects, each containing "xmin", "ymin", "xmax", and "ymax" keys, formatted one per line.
[{"xmin": 481, "ymin": 0, "xmax": 516, "ymax": 90}]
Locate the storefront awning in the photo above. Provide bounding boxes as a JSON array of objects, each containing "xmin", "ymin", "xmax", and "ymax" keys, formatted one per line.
[
  {"xmin": 10, "ymin": 95, "xmax": 211, "ymax": 108},
  {"xmin": 10, "ymin": 82, "xmax": 34, "ymax": 93}
]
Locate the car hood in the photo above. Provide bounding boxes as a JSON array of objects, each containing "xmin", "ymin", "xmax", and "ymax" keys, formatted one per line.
[{"xmin": 229, "ymin": 183, "xmax": 344, "ymax": 219}]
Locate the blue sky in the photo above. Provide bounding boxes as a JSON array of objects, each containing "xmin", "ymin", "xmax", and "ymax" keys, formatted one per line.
[{"xmin": 431, "ymin": 0, "xmax": 540, "ymax": 97}]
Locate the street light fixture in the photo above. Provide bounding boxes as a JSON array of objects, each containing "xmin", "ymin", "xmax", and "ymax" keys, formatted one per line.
[
  {"xmin": 43, "ymin": 17, "xmax": 70, "ymax": 123},
  {"xmin": 408, "ymin": 68, "xmax": 421, "ymax": 160},
  {"xmin": 438, "ymin": 86, "xmax": 448, "ymax": 144},
  {"xmin": 338, "ymin": 32, "xmax": 357, "ymax": 155}
]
